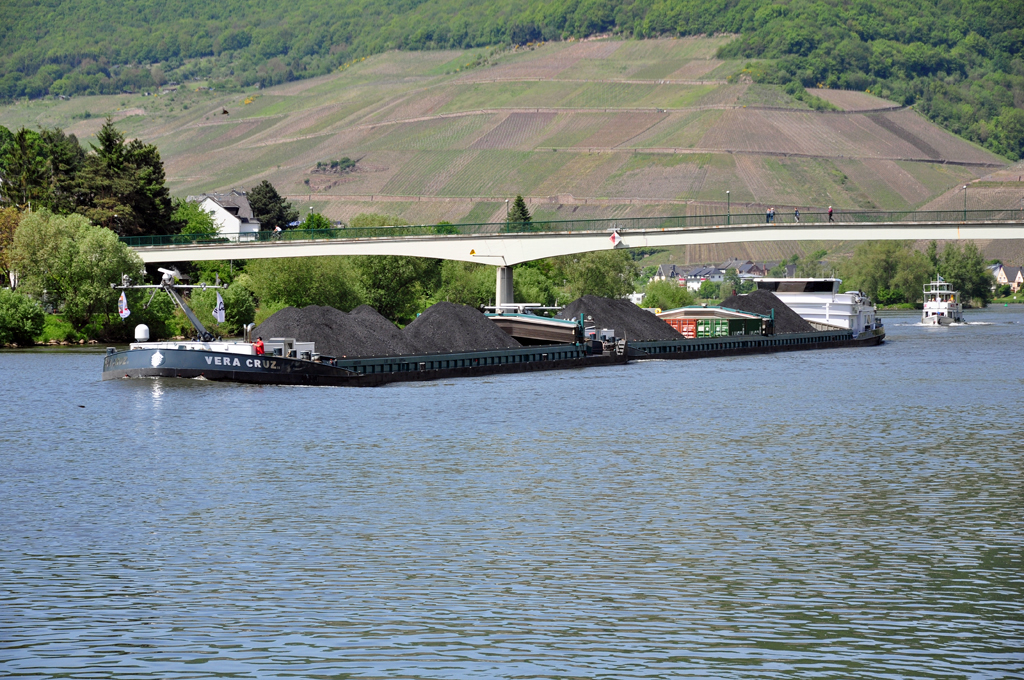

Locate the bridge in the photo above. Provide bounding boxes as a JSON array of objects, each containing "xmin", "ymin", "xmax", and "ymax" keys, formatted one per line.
[{"xmin": 123, "ymin": 209, "xmax": 1024, "ymax": 305}]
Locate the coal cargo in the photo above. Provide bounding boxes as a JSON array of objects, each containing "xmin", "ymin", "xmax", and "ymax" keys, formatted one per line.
[
  {"xmin": 348, "ymin": 305, "xmax": 423, "ymax": 355},
  {"xmin": 254, "ymin": 305, "xmax": 421, "ymax": 358},
  {"xmin": 404, "ymin": 302, "xmax": 522, "ymax": 353},
  {"xmin": 718, "ymin": 290, "xmax": 815, "ymax": 334},
  {"xmin": 557, "ymin": 295, "xmax": 682, "ymax": 341}
]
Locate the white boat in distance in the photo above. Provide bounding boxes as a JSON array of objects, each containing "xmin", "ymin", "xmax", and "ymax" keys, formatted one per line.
[{"xmin": 922, "ymin": 279, "xmax": 964, "ymax": 325}]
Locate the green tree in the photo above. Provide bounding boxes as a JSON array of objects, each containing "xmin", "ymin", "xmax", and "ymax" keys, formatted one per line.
[
  {"xmin": 189, "ymin": 283, "xmax": 256, "ymax": 335},
  {"xmin": 299, "ymin": 211, "xmax": 333, "ymax": 230},
  {"xmin": 72, "ymin": 119, "xmax": 174, "ymax": 236},
  {"xmin": 243, "ymin": 256, "xmax": 362, "ymax": 310},
  {"xmin": 0, "ymin": 128, "xmax": 49, "ymax": 208},
  {"xmin": 938, "ymin": 241, "xmax": 993, "ymax": 305},
  {"xmin": 38, "ymin": 127, "xmax": 85, "ymax": 213},
  {"xmin": 173, "ymin": 197, "xmax": 217, "ymax": 235},
  {"xmin": 112, "ymin": 287, "xmax": 177, "ymax": 341},
  {"xmin": 191, "ymin": 259, "xmax": 240, "ymax": 286},
  {"xmin": 697, "ymin": 279, "xmax": 721, "ymax": 300},
  {"xmin": 11, "ymin": 209, "xmax": 143, "ymax": 330},
  {"xmin": 434, "ymin": 220, "xmax": 459, "ymax": 235},
  {"xmin": 722, "ymin": 268, "xmax": 742, "ymax": 297},
  {"xmin": 343, "ymin": 213, "xmax": 440, "ymax": 321},
  {"xmin": 506, "ymin": 195, "xmax": 532, "ymax": 232},
  {"xmin": 434, "ymin": 260, "xmax": 495, "ymax": 308},
  {"xmin": 512, "ymin": 264, "xmax": 557, "ymax": 306},
  {"xmin": 354, "ymin": 255, "xmax": 440, "ymax": 323},
  {"xmin": 248, "ymin": 180, "xmax": 298, "ymax": 229},
  {"xmin": 842, "ymin": 240, "xmax": 932, "ymax": 302},
  {"xmin": 926, "ymin": 240, "xmax": 940, "ymax": 270},
  {"xmin": 643, "ymin": 279, "xmax": 694, "ymax": 310},
  {"xmin": 0, "ymin": 288, "xmax": 45, "ymax": 345},
  {"xmin": 796, "ymin": 249, "xmax": 829, "ymax": 277},
  {"xmin": 0, "ymin": 207, "xmax": 19, "ymax": 287},
  {"xmin": 0, "ymin": 126, "xmax": 84, "ymax": 213},
  {"xmin": 551, "ymin": 250, "xmax": 638, "ymax": 303}
]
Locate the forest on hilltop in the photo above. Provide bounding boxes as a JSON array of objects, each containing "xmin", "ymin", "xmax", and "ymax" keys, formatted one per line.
[{"xmin": 0, "ymin": 0, "xmax": 1021, "ymax": 158}]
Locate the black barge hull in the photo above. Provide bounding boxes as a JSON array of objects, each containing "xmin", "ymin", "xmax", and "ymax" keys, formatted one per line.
[
  {"xmin": 102, "ymin": 328, "xmax": 883, "ymax": 386},
  {"xmin": 102, "ymin": 344, "xmax": 626, "ymax": 386},
  {"xmin": 629, "ymin": 327, "xmax": 884, "ymax": 360}
]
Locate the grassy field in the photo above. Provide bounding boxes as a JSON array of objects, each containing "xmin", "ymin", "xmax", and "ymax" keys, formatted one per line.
[{"xmin": 1, "ymin": 37, "xmax": 1016, "ymax": 263}]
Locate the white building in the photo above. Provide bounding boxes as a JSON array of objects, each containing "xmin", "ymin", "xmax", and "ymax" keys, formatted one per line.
[
  {"xmin": 685, "ymin": 266, "xmax": 724, "ymax": 292},
  {"xmin": 186, "ymin": 190, "xmax": 260, "ymax": 241}
]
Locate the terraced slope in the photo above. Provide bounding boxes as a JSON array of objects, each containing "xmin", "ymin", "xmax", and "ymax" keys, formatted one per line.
[{"xmin": 0, "ymin": 38, "xmax": 1007, "ymax": 235}]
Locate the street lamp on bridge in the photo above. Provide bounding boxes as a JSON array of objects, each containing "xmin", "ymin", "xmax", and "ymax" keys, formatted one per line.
[
  {"xmin": 726, "ymin": 191, "xmax": 730, "ymax": 226},
  {"xmin": 962, "ymin": 185, "xmax": 968, "ymax": 221}
]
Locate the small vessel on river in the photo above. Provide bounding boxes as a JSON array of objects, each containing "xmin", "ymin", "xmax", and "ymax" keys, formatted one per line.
[{"xmin": 921, "ymin": 279, "xmax": 964, "ymax": 325}]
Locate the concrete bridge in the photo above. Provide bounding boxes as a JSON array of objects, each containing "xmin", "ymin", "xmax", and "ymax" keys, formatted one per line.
[{"xmin": 126, "ymin": 212, "xmax": 1024, "ymax": 305}]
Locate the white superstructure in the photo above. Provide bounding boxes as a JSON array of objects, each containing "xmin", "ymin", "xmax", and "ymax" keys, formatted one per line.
[
  {"xmin": 755, "ymin": 278, "xmax": 879, "ymax": 336},
  {"xmin": 921, "ymin": 279, "xmax": 964, "ymax": 325}
]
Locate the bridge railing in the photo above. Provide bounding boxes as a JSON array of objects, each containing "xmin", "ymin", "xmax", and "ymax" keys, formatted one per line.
[{"xmin": 120, "ymin": 208, "xmax": 1023, "ymax": 247}]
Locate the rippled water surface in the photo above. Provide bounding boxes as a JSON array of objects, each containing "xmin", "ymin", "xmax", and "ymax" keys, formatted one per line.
[{"xmin": 3, "ymin": 308, "xmax": 1023, "ymax": 678}]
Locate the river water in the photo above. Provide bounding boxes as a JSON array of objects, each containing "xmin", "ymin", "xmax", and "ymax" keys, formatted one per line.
[{"xmin": 2, "ymin": 308, "xmax": 1023, "ymax": 678}]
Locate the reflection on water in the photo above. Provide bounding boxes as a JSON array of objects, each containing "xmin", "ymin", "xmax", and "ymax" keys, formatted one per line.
[{"xmin": 2, "ymin": 308, "xmax": 1023, "ymax": 678}]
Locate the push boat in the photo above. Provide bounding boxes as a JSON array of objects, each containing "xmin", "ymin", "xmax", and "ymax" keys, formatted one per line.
[
  {"xmin": 101, "ymin": 271, "xmax": 627, "ymax": 386},
  {"xmin": 921, "ymin": 279, "xmax": 964, "ymax": 325},
  {"xmin": 754, "ymin": 278, "xmax": 880, "ymax": 335}
]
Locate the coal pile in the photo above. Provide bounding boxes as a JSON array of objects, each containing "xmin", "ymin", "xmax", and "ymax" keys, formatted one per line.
[
  {"xmin": 557, "ymin": 295, "xmax": 682, "ymax": 341},
  {"xmin": 254, "ymin": 305, "xmax": 419, "ymax": 358},
  {"xmin": 404, "ymin": 301, "xmax": 521, "ymax": 353},
  {"xmin": 348, "ymin": 305, "xmax": 423, "ymax": 355},
  {"xmin": 719, "ymin": 290, "xmax": 815, "ymax": 334}
]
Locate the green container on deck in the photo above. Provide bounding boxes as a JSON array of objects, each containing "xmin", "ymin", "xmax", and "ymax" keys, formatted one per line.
[
  {"xmin": 728, "ymin": 318, "xmax": 763, "ymax": 336},
  {"xmin": 697, "ymin": 318, "xmax": 729, "ymax": 338}
]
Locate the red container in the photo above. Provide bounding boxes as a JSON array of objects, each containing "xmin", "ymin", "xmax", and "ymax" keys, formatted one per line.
[{"xmin": 664, "ymin": 318, "xmax": 697, "ymax": 338}]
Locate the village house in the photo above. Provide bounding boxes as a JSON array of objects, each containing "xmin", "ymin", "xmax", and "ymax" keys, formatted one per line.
[
  {"xmin": 995, "ymin": 264, "xmax": 1024, "ymax": 292},
  {"xmin": 651, "ymin": 263, "xmax": 688, "ymax": 285},
  {"xmin": 186, "ymin": 190, "xmax": 261, "ymax": 241},
  {"xmin": 685, "ymin": 265, "xmax": 724, "ymax": 292}
]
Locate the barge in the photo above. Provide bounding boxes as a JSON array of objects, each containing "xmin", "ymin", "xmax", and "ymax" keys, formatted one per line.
[
  {"xmin": 630, "ymin": 326, "xmax": 885, "ymax": 360},
  {"xmin": 103, "ymin": 341, "xmax": 627, "ymax": 385},
  {"xmin": 102, "ymin": 270, "xmax": 882, "ymax": 387},
  {"xmin": 102, "ymin": 270, "xmax": 627, "ymax": 385}
]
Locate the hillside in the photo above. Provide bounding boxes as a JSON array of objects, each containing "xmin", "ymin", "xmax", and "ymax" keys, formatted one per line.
[
  {"xmin": 2, "ymin": 37, "xmax": 1020, "ymax": 263},
  {"xmin": 1, "ymin": 0, "xmax": 1020, "ymax": 161}
]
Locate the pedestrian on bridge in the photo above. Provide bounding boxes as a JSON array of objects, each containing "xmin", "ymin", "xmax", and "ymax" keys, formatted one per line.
[
  {"xmin": 828, "ymin": 206, "xmax": 834, "ymax": 222},
  {"xmin": 766, "ymin": 207, "xmax": 771, "ymax": 224},
  {"xmin": 794, "ymin": 208, "xmax": 800, "ymax": 223}
]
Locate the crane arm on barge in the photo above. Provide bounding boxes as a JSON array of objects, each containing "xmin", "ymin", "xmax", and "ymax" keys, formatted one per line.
[{"xmin": 112, "ymin": 268, "xmax": 226, "ymax": 342}]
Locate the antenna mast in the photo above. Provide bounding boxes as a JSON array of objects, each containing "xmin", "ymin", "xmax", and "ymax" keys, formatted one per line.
[{"xmin": 112, "ymin": 269, "xmax": 226, "ymax": 342}]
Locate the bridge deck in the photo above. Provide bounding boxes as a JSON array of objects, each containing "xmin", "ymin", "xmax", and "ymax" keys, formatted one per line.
[{"xmin": 127, "ymin": 210, "xmax": 1024, "ymax": 265}]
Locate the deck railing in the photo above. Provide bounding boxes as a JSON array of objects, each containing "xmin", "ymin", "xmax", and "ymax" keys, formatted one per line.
[{"xmin": 120, "ymin": 209, "xmax": 1024, "ymax": 248}]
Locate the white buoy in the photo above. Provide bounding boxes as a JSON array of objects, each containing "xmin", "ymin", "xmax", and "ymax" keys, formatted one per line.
[{"xmin": 135, "ymin": 324, "xmax": 150, "ymax": 342}]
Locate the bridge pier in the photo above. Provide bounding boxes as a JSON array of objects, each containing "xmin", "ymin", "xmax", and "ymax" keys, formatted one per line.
[{"xmin": 496, "ymin": 266, "xmax": 514, "ymax": 308}]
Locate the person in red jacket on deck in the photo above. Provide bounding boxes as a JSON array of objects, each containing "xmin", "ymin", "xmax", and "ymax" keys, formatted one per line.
[{"xmin": 254, "ymin": 337, "xmax": 265, "ymax": 355}]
